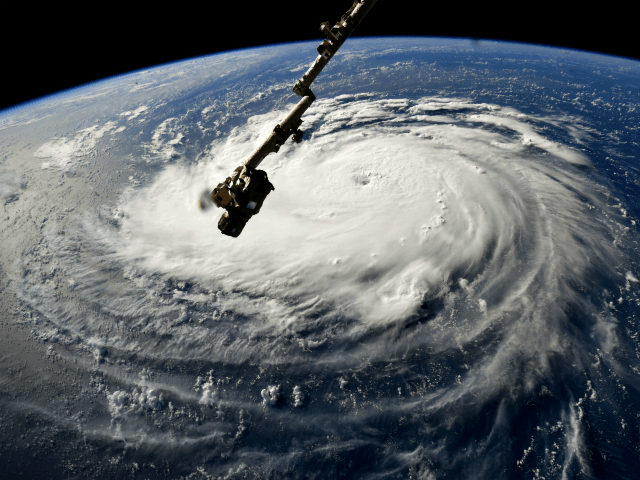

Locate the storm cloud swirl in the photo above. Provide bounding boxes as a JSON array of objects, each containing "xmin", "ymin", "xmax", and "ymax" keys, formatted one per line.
[{"xmin": 14, "ymin": 96, "xmax": 639, "ymax": 478}]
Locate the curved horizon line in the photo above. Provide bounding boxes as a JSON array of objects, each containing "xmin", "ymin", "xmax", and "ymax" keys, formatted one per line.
[{"xmin": 2, "ymin": 36, "xmax": 639, "ymax": 118}]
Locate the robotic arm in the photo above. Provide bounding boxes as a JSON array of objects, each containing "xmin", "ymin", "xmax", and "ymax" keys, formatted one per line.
[{"xmin": 210, "ymin": 0, "xmax": 379, "ymax": 237}]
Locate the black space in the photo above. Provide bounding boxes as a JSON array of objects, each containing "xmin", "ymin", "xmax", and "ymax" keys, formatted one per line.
[{"xmin": 2, "ymin": 2, "xmax": 635, "ymax": 113}]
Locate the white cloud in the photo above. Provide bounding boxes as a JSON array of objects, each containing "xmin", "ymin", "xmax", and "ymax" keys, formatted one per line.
[
  {"xmin": 197, "ymin": 372, "xmax": 219, "ymax": 406},
  {"xmin": 292, "ymin": 385, "xmax": 304, "ymax": 407},
  {"xmin": 111, "ymin": 96, "xmax": 602, "ymax": 331},
  {"xmin": 261, "ymin": 385, "xmax": 280, "ymax": 407},
  {"xmin": 107, "ymin": 390, "xmax": 129, "ymax": 418},
  {"xmin": 119, "ymin": 105, "xmax": 148, "ymax": 120},
  {"xmin": 145, "ymin": 117, "xmax": 185, "ymax": 162},
  {"xmin": 34, "ymin": 121, "xmax": 121, "ymax": 170},
  {"xmin": 0, "ymin": 171, "xmax": 24, "ymax": 200}
]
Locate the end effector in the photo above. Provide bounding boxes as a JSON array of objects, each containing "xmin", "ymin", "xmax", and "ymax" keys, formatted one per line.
[{"xmin": 211, "ymin": 165, "xmax": 275, "ymax": 237}]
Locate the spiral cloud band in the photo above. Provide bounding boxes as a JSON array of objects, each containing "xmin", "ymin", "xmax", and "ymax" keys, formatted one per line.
[{"xmin": 14, "ymin": 95, "xmax": 636, "ymax": 477}]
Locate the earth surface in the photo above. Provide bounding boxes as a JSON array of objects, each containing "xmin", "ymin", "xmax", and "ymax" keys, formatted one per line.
[{"xmin": 1, "ymin": 38, "xmax": 640, "ymax": 479}]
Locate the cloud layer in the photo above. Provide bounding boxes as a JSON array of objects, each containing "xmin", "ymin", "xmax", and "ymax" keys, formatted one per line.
[{"xmin": 13, "ymin": 95, "xmax": 635, "ymax": 478}]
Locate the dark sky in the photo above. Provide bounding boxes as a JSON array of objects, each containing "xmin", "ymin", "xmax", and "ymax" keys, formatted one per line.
[{"xmin": 2, "ymin": 2, "xmax": 635, "ymax": 113}]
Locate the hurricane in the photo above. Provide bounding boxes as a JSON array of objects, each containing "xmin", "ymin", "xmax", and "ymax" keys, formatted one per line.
[{"xmin": 2, "ymin": 38, "xmax": 640, "ymax": 479}]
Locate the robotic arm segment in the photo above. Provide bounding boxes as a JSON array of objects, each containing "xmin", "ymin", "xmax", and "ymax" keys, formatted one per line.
[{"xmin": 209, "ymin": 1, "xmax": 378, "ymax": 237}]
